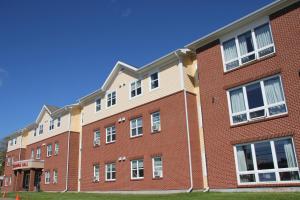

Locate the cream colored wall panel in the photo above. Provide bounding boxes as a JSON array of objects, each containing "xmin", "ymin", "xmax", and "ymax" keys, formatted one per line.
[
  {"xmin": 7, "ymin": 135, "xmax": 22, "ymax": 152},
  {"xmin": 82, "ymin": 64, "xmax": 182, "ymax": 125}
]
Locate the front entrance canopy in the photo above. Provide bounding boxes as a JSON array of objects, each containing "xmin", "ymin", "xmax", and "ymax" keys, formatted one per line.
[{"xmin": 12, "ymin": 159, "xmax": 44, "ymax": 170}]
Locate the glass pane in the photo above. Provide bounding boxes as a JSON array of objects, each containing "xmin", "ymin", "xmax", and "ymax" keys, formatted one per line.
[
  {"xmin": 275, "ymin": 138, "xmax": 297, "ymax": 168},
  {"xmin": 240, "ymin": 174, "xmax": 256, "ymax": 183},
  {"xmin": 246, "ymin": 83, "xmax": 264, "ymax": 109},
  {"xmin": 255, "ymin": 23, "xmax": 273, "ymax": 49},
  {"xmin": 223, "ymin": 38, "xmax": 238, "ymax": 62},
  {"xmin": 269, "ymin": 104, "xmax": 286, "ymax": 116},
  {"xmin": 230, "ymin": 88, "xmax": 246, "ymax": 114},
  {"xmin": 226, "ymin": 60, "xmax": 239, "ymax": 71},
  {"xmin": 264, "ymin": 76, "xmax": 284, "ymax": 105},
  {"xmin": 259, "ymin": 172, "xmax": 276, "ymax": 182},
  {"xmin": 280, "ymin": 171, "xmax": 300, "ymax": 181},
  {"xmin": 249, "ymin": 109, "xmax": 265, "ymax": 119},
  {"xmin": 151, "ymin": 73, "xmax": 158, "ymax": 80},
  {"xmin": 232, "ymin": 114, "xmax": 247, "ymax": 123},
  {"xmin": 139, "ymin": 169, "xmax": 144, "ymax": 177},
  {"xmin": 238, "ymin": 31, "xmax": 254, "ymax": 56},
  {"xmin": 241, "ymin": 54, "xmax": 256, "ymax": 64},
  {"xmin": 259, "ymin": 46, "xmax": 274, "ymax": 57},
  {"xmin": 255, "ymin": 142, "xmax": 274, "ymax": 170},
  {"xmin": 236, "ymin": 145, "xmax": 254, "ymax": 171}
]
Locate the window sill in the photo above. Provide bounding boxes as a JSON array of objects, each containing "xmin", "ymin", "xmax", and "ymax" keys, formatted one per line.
[
  {"xmin": 92, "ymin": 180, "xmax": 100, "ymax": 183},
  {"xmin": 105, "ymin": 141, "xmax": 116, "ymax": 145},
  {"xmin": 152, "ymin": 177, "xmax": 163, "ymax": 180},
  {"xmin": 105, "ymin": 179, "xmax": 116, "ymax": 183},
  {"xmin": 230, "ymin": 113, "xmax": 288, "ymax": 128},
  {"xmin": 151, "ymin": 130, "xmax": 161, "ymax": 134},
  {"xmin": 224, "ymin": 53, "xmax": 276, "ymax": 75},
  {"xmin": 130, "ymin": 135, "xmax": 143, "ymax": 139},
  {"xmin": 93, "ymin": 144, "xmax": 100, "ymax": 148},
  {"xmin": 130, "ymin": 178, "xmax": 144, "ymax": 181}
]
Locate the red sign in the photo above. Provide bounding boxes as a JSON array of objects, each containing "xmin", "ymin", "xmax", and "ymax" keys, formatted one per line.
[{"xmin": 13, "ymin": 161, "xmax": 28, "ymax": 169}]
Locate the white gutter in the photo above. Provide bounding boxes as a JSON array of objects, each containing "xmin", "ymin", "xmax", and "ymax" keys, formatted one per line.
[
  {"xmin": 18, "ymin": 136, "xmax": 22, "ymax": 161},
  {"xmin": 64, "ymin": 112, "xmax": 72, "ymax": 192},
  {"xmin": 175, "ymin": 51, "xmax": 194, "ymax": 193}
]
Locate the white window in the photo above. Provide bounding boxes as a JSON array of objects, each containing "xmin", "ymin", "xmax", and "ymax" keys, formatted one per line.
[
  {"xmin": 9, "ymin": 176, "xmax": 12, "ymax": 185},
  {"xmin": 9, "ymin": 140, "xmax": 13, "ymax": 146},
  {"xmin": 47, "ymin": 144, "xmax": 52, "ymax": 157},
  {"xmin": 95, "ymin": 98, "xmax": 101, "ymax": 112},
  {"xmin": 93, "ymin": 164, "xmax": 100, "ymax": 182},
  {"xmin": 31, "ymin": 149, "xmax": 35, "ymax": 159},
  {"xmin": 7, "ymin": 157, "xmax": 11, "ymax": 166},
  {"xmin": 152, "ymin": 157, "xmax": 163, "ymax": 178},
  {"xmin": 93, "ymin": 130, "xmax": 100, "ymax": 146},
  {"xmin": 222, "ymin": 22, "xmax": 275, "ymax": 71},
  {"xmin": 106, "ymin": 126, "xmax": 116, "ymax": 143},
  {"xmin": 36, "ymin": 147, "xmax": 41, "ymax": 159},
  {"xmin": 150, "ymin": 72, "xmax": 159, "ymax": 90},
  {"xmin": 13, "ymin": 138, "xmax": 17, "ymax": 145},
  {"xmin": 33, "ymin": 129, "xmax": 37, "ymax": 137},
  {"xmin": 107, "ymin": 91, "xmax": 116, "ymax": 107},
  {"xmin": 234, "ymin": 137, "xmax": 300, "ymax": 185},
  {"xmin": 53, "ymin": 170, "xmax": 58, "ymax": 184},
  {"xmin": 54, "ymin": 143, "xmax": 59, "ymax": 155},
  {"xmin": 131, "ymin": 159, "xmax": 144, "ymax": 179},
  {"xmin": 227, "ymin": 75, "xmax": 287, "ymax": 125},
  {"xmin": 105, "ymin": 163, "xmax": 116, "ymax": 181},
  {"xmin": 130, "ymin": 80, "xmax": 142, "ymax": 98},
  {"xmin": 130, "ymin": 117, "xmax": 143, "ymax": 137},
  {"xmin": 45, "ymin": 171, "xmax": 50, "ymax": 184},
  {"xmin": 49, "ymin": 120, "xmax": 54, "ymax": 131},
  {"xmin": 39, "ymin": 124, "xmax": 43, "ymax": 135},
  {"xmin": 57, "ymin": 117, "xmax": 61, "ymax": 128},
  {"xmin": 151, "ymin": 112, "xmax": 161, "ymax": 133}
]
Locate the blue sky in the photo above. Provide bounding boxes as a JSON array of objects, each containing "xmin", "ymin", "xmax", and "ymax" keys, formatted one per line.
[{"xmin": 0, "ymin": 0, "xmax": 273, "ymax": 137}]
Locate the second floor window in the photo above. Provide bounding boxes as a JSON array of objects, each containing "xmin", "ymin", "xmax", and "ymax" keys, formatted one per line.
[
  {"xmin": 31, "ymin": 149, "xmax": 35, "ymax": 159},
  {"xmin": 105, "ymin": 163, "xmax": 116, "ymax": 181},
  {"xmin": 222, "ymin": 22, "xmax": 274, "ymax": 71},
  {"xmin": 130, "ymin": 80, "xmax": 142, "ymax": 98},
  {"xmin": 47, "ymin": 144, "xmax": 52, "ymax": 157},
  {"xmin": 39, "ymin": 124, "xmax": 43, "ymax": 135},
  {"xmin": 6, "ymin": 157, "xmax": 11, "ymax": 166},
  {"xmin": 36, "ymin": 147, "xmax": 41, "ymax": 159},
  {"xmin": 54, "ymin": 143, "xmax": 59, "ymax": 155},
  {"xmin": 49, "ymin": 120, "xmax": 54, "ymax": 131},
  {"xmin": 93, "ymin": 164, "xmax": 100, "ymax": 182},
  {"xmin": 227, "ymin": 75, "xmax": 287, "ymax": 125},
  {"xmin": 150, "ymin": 72, "xmax": 159, "ymax": 90},
  {"xmin": 107, "ymin": 91, "xmax": 116, "ymax": 107},
  {"xmin": 130, "ymin": 117, "xmax": 143, "ymax": 137},
  {"xmin": 95, "ymin": 98, "xmax": 101, "ymax": 112},
  {"xmin": 151, "ymin": 112, "xmax": 161, "ymax": 133},
  {"xmin": 94, "ymin": 130, "xmax": 100, "ymax": 146},
  {"xmin": 106, "ymin": 126, "xmax": 116, "ymax": 143}
]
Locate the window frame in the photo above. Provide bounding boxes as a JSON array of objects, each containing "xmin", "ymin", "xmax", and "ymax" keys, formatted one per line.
[
  {"xmin": 93, "ymin": 164, "xmax": 100, "ymax": 182},
  {"xmin": 233, "ymin": 137, "xmax": 300, "ymax": 185},
  {"xmin": 220, "ymin": 18, "xmax": 275, "ymax": 72},
  {"xmin": 131, "ymin": 159, "xmax": 144, "ymax": 180},
  {"xmin": 39, "ymin": 124, "xmax": 43, "ymax": 135},
  {"xmin": 149, "ymin": 71, "xmax": 160, "ymax": 91},
  {"xmin": 31, "ymin": 149, "xmax": 35, "ymax": 159},
  {"xmin": 49, "ymin": 119, "xmax": 54, "ymax": 131},
  {"xmin": 53, "ymin": 170, "xmax": 58, "ymax": 184},
  {"xmin": 54, "ymin": 143, "xmax": 59, "ymax": 155},
  {"xmin": 105, "ymin": 163, "xmax": 116, "ymax": 181},
  {"xmin": 130, "ymin": 80, "xmax": 143, "ymax": 99},
  {"xmin": 93, "ymin": 130, "xmax": 101, "ymax": 146},
  {"xmin": 106, "ymin": 126, "xmax": 116, "ymax": 144},
  {"xmin": 130, "ymin": 117, "xmax": 143, "ymax": 138},
  {"xmin": 95, "ymin": 98, "xmax": 101, "ymax": 112},
  {"xmin": 152, "ymin": 156, "xmax": 163, "ymax": 178},
  {"xmin": 57, "ymin": 117, "xmax": 61, "ymax": 128},
  {"xmin": 106, "ymin": 91, "xmax": 117, "ymax": 108},
  {"xmin": 151, "ymin": 111, "xmax": 161, "ymax": 133},
  {"xmin": 36, "ymin": 147, "xmax": 41, "ymax": 159},
  {"xmin": 45, "ymin": 171, "xmax": 51, "ymax": 184},
  {"xmin": 46, "ymin": 144, "xmax": 52, "ymax": 157},
  {"xmin": 226, "ymin": 75, "xmax": 287, "ymax": 126}
]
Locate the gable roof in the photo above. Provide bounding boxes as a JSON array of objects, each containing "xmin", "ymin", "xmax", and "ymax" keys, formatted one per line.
[
  {"xmin": 35, "ymin": 105, "xmax": 60, "ymax": 123},
  {"xmin": 78, "ymin": 48, "xmax": 193, "ymax": 103},
  {"xmin": 185, "ymin": 0, "xmax": 298, "ymax": 50}
]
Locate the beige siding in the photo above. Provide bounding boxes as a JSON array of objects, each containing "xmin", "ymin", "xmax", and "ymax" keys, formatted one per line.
[
  {"xmin": 7, "ymin": 135, "xmax": 22, "ymax": 152},
  {"xmin": 71, "ymin": 108, "xmax": 81, "ymax": 132},
  {"xmin": 82, "ymin": 63, "xmax": 182, "ymax": 125}
]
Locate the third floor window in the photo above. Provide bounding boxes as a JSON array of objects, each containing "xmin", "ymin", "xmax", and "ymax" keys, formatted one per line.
[
  {"xmin": 107, "ymin": 91, "xmax": 116, "ymax": 108},
  {"xmin": 130, "ymin": 80, "xmax": 142, "ymax": 98}
]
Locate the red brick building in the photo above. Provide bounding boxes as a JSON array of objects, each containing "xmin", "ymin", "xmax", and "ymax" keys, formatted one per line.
[{"xmin": 186, "ymin": 0, "xmax": 300, "ymax": 190}]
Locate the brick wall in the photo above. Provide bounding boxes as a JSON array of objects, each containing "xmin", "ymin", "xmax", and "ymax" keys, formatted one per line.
[
  {"xmin": 196, "ymin": 2, "xmax": 300, "ymax": 189},
  {"xmin": 80, "ymin": 91, "xmax": 203, "ymax": 191}
]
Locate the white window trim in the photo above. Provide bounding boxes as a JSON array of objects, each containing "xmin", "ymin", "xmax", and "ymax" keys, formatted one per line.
[
  {"xmin": 151, "ymin": 111, "xmax": 161, "ymax": 133},
  {"xmin": 106, "ymin": 126, "xmax": 116, "ymax": 144},
  {"xmin": 53, "ymin": 170, "xmax": 58, "ymax": 184},
  {"xmin": 45, "ymin": 171, "xmax": 50, "ymax": 184},
  {"xmin": 95, "ymin": 98, "xmax": 101, "ymax": 112},
  {"xmin": 149, "ymin": 71, "xmax": 160, "ymax": 91},
  {"xmin": 105, "ymin": 163, "xmax": 116, "ymax": 181},
  {"xmin": 130, "ymin": 117, "xmax": 143, "ymax": 138},
  {"xmin": 220, "ymin": 17, "xmax": 275, "ymax": 72},
  {"xmin": 94, "ymin": 130, "xmax": 101, "ymax": 146},
  {"xmin": 131, "ymin": 159, "xmax": 144, "ymax": 180},
  {"xmin": 129, "ymin": 80, "xmax": 143, "ymax": 100},
  {"xmin": 226, "ymin": 74, "xmax": 287, "ymax": 126},
  {"xmin": 49, "ymin": 119, "xmax": 54, "ymax": 131},
  {"xmin": 93, "ymin": 164, "xmax": 100, "ymax": 182},
  {"xmin": 106, "ymin": 91, "xmax": 117, "ymax": 109},
  {"xmin": 36, "ymin": 148, "xmax": 41, "ymax": 159},
  {"xmin": 233, "ymin": 137, "xmax": 300, "ymax": 185},
  {"xmin": 31, "ymin": 149, "xmax": 35, "ymax": 159},
  {"xmin": 152, "ymin": 157, "xmax": 163, "ymax": 178},
  {"xmin": 54, "ymin": 143, "xmax": 59, "ymax": 155},
  {"xmin": 39, "ymin": 124, "xmax": 43, "ymax": 135},
  {"xmin": 47, "ymin": 144, "xmax": 52, "ymax": 157},
  {"xmin": 57, "ymin": 117, "xmax": 61, "ymax": 128}
]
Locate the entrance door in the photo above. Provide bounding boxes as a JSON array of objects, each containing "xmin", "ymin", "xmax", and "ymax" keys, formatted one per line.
[
  {"xmin": 22, "ymin": 170, "xmax": 30, "ymax": 191},
  {"xmin": 34, "ymin": 170, "xmax": 42, "ymax": 191}
]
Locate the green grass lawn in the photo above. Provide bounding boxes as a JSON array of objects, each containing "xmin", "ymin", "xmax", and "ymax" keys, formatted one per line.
[{"xmin": 6, "ymin": 192, "xmax": 300, "ymax": 200}]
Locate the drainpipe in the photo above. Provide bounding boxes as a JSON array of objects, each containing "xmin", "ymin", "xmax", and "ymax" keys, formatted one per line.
[
  {"xmin": 63, "ymin": 111, "xmax": 72, "ymax": 192},
  {"xmin": 175, "ymin": 50, "xmax": 194, "ymax": 193},
  {"xmin": 19, "ymin": 135, "xmax": 23, "ymax": 161}
]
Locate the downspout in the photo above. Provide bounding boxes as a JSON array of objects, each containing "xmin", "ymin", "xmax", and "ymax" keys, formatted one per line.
[
  {"xmin": 63, "ymin": 111, "xmax": 72, "ymax": 192},
  {"xmin": 19, "ymin": 135, "xmax": 23, "ymax": 161},
  {"xmin": 175, "ymin": 50, "xmax": 194, "ymax": 193}
]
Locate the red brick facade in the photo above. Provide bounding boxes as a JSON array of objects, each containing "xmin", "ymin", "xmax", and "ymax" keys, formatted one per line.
[
  {"xmin": 196, "ymin": 2, "xmax": 300, "ymax": 189},
  {"xmin": 80, "ymin": 91, "xmax": 203, "ymax": 191}
]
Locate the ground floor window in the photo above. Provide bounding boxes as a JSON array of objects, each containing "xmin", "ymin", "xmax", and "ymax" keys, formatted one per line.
[
  {"xmin": 45, "ymin": 171, "xmax": 51, "ymax": 184},
  {"xmin": 53, "ymin": 170, "xmax": 58, "ymax": 184},
  {"xmin": 93, "ymin": 164, "xmax": 100, "ymax": 182},
  {"xmin": 105, "ymin": 163, "xmax": 116, "ymax": 181},
  {"xmin": 131, "ymin": 159, "xmax": 144, "ymax": 179},
  {"xmin": 234, "ymin": 137, "xmax": 300, "ymax": 184},
  {"xmin": 152, "ymin": 156, "xmax": 163, "ymax": 178}
]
